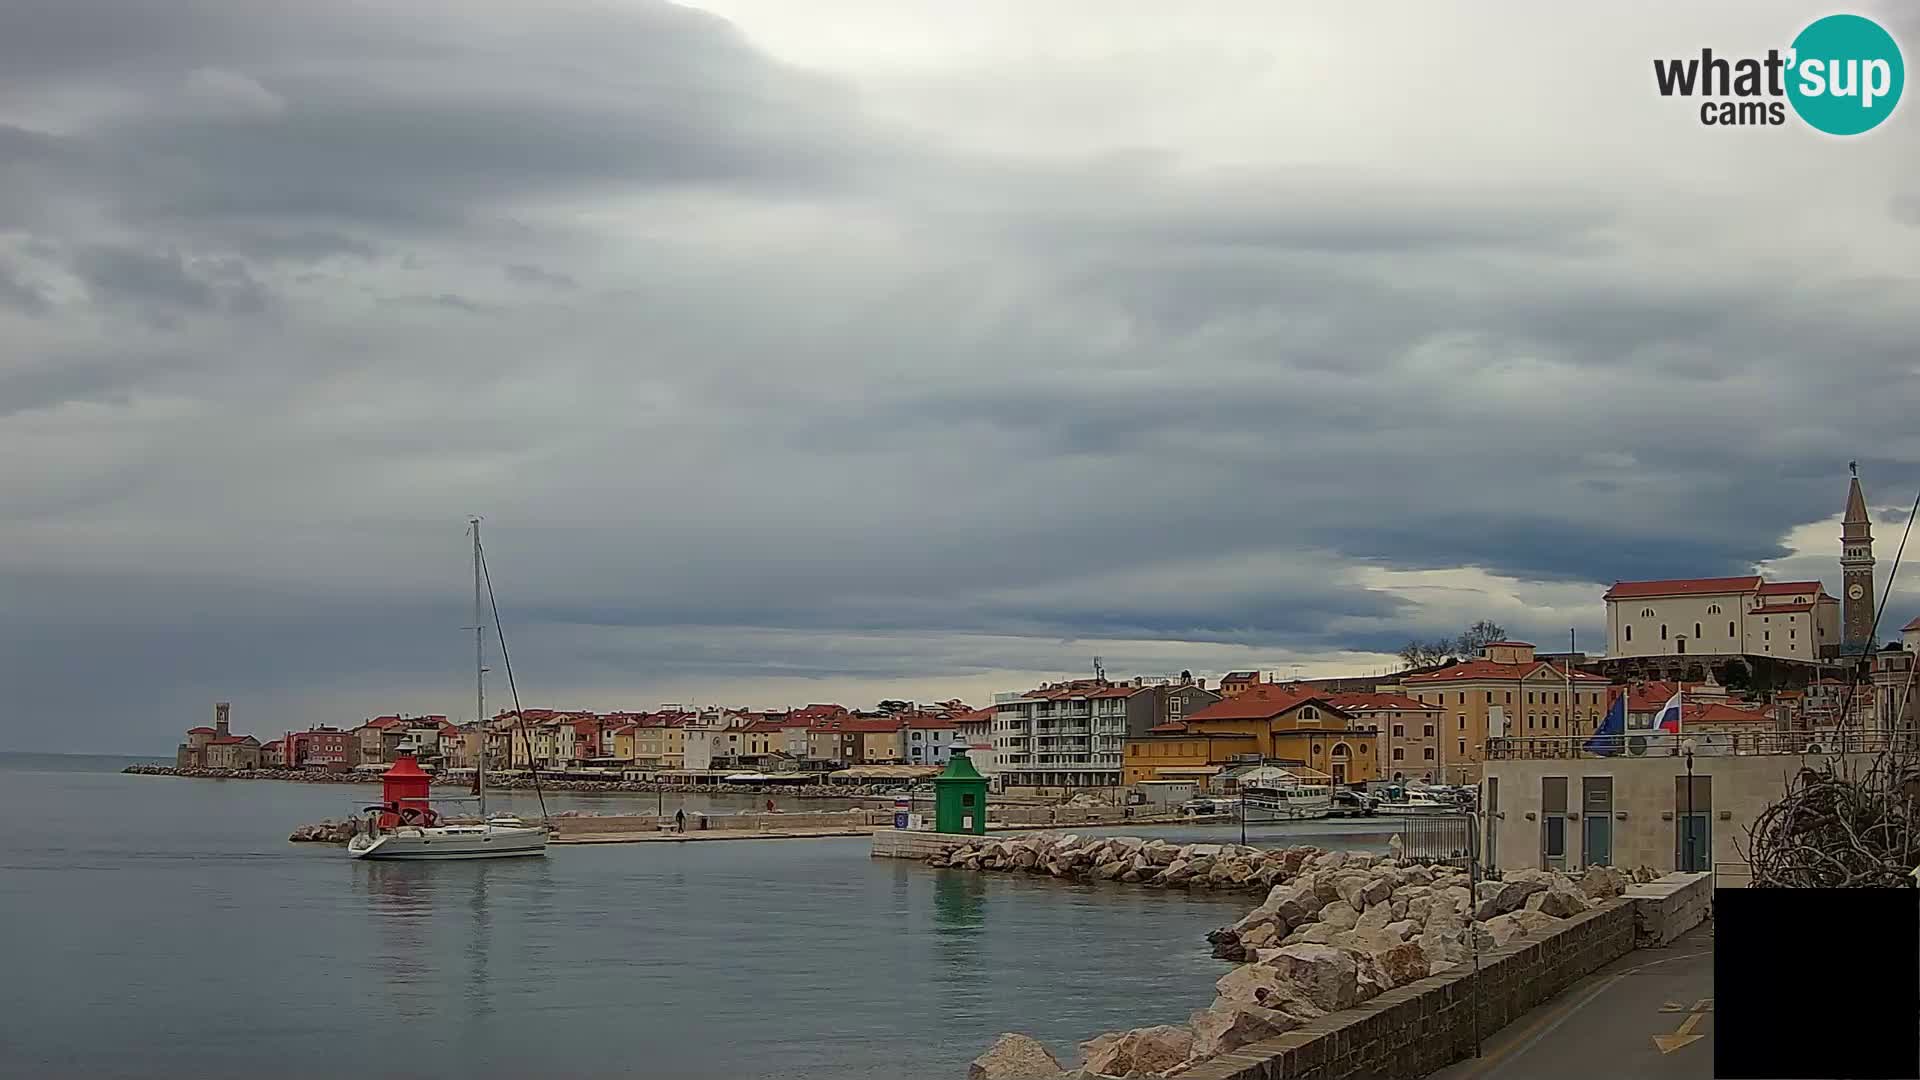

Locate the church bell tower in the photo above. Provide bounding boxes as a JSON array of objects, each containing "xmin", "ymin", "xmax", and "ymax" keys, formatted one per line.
[{"xmin": 1842, "ymin": 462, "xmax": 1875, "ymax": 651}]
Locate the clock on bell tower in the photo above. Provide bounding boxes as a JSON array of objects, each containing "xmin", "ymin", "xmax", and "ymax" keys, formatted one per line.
[{"xmin": 1841, "ymin": 463, "xmax": 1875, "ymax": 650}]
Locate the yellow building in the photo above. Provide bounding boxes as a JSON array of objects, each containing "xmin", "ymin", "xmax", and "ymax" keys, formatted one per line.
[
  {"xmin": 1124, "ymin": 684, "xmax": 1381, "ymax": 787},
  {"xmin": 1400, "ymin": 642, "xmax": 1610, "ymax": 782}
]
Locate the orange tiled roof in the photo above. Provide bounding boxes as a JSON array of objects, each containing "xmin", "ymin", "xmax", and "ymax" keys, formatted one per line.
[
  {"xmin": 1184, "ymin": 684, "xmax": 1343, "ymax": 722},
  {"xmin": 1404, "ymin": 659, "xmax": 1607, "ymax": 685},
  {"xmin": 1605, "ymin": 576, "xmax": 1762, "ymax": 600},
  {"xmin": 1757, "ymin": 580, "xmax": 1826, "ymax": 597}
]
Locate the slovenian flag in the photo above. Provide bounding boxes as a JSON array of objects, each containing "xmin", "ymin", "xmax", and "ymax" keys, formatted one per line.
[
  {"xmin": 1654, "ymin": 690, "xmax": 1684, "ymax": 734},
  {"xmin": 1583, "ymin": 690, "xmax": 1627, "ymax": 756}
]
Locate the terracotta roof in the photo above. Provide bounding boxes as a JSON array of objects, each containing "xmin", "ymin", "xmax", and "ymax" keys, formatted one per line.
[
  {"xmin": 1756, "ymin": 581, "xmax": 1824, "ymax": 597},
  {"xmin": 1752, "ymin": 602, "xmax": 1813, "ymax": 613},
  {"xmin": 1688, "ymin": 702, "xmax": 1772, "ymax": 724},
  {"xmin": 903, "ymin": 716, "xmax": 958, "ymax": 730},
  {"xmin": 951, "ymin": 708, "xmax": 994, "ymax": 722},
  {"xmin": 1605, "ymin": 576, "xmax": 1762, "ymax": 600},
  {"xmin": 1088, "ymin": 686, "xmax": 1146, "ymax": 699},
  {"xmin": 741, "ymin": 719, "xmax": 788, "ymax": 734},
  {"xmin": 1222, "ymin": 671, "xmax": 1259, "ymax": 680},
  {"xmin": 1903, "ymin": 616, "xmax": 1920, "ymax": 632},
  {"xmin": 187, "ymin": 726, "xmax": 217, "ymax": 735},
  {"xmin": 1404, "ymin": 659, "xmax": 1607, "ymax": 685},
  {"xmin": 813, "ymin": 717, "xmax": 906, "ymax": 734},
  {"xmin": 1325, "ymin": 692, "xmax": 1440, "ymax": 713},
  {"xmin": 1184, "ymin": 684, "xmax": 1345, "ymax": 722},
  {"xmin": 208, "ymin": 735, "xmax": 258, "ymax": 746}
]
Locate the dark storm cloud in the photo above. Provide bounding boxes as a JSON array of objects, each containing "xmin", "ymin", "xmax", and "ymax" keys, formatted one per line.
[{"xmin": 1, "ymin": 1, "xmax": 1915, "ymax": 753}]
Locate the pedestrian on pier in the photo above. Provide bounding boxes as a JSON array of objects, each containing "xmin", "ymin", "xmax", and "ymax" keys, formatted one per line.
[{"xmin": 674, "ymin": 808, "xmax": 686, "ymax": 833}]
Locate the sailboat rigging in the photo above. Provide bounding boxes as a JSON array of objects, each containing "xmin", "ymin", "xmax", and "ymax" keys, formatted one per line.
[{"xmin": 347, "ymin": 518, "xmax": 550, "ymax": 860}]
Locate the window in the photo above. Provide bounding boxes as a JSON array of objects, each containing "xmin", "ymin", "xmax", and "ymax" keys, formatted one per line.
[
  {"xmin": 1424, "ymin": 724, "xmax": 1436, "ymax": 737},
  {"xmin": 1129, "ymin": 745, "xmax": 1137, "ymax": 756},
  {"xmin": 1707, "ymin": 604, "xmax": 1722, "ymax": 615},
  {"xmin": 1528, "ymin": 715, "xmax": 1535, "ymax": 730},
  {"xmin": 1486, "ymin": 691, "xmax": 1494, "ymax": 704},
  {"xmin": 1790, "ymin": 629, "xmax": 1796, "ymax": 640},
  {"xmin": 1729, "ymin": 621, "xmax": 1736, "ymax": 637},
  {"xmin": 1458, "ymin": 715, "xmax": 1466, "ymax": 730},
  {"xmin": 1457, "ymin": 692, "xmax": 1466, "ymax": 705},
  {"xmin": 912, "ymin": 731, "xmax": 923, "ymax": 741},
  {"xmin": 1528, "ymin": 692, "xmax": 1535, "ymax": 705},
  {"xmin": 1423, "ymin": 747, "xmax": 1435, "ymax": 760},
  {"xmin": 1642, "ymin": 607, "xmax": 1655, "ymax": 617},
  {"xmin": 1553, "ymin": 693, "xmax": 1560, "ymax": 705},
  {"xmin": 1660, "ymin": 624, "xmax": 1668, "ymax": 640},
  {"xmin": 1505, "ymin": 692, "xmax": 1512, "ymax": 703},
  {"xmin": 1393, "ymin": 748, "xmax": 1404, "ymax": 761},
  {"xmin": 1299, "ymin": 707, "xmax": 1319, "ymax": 721},
  {"xmin": 1392, "ymin": 724, "xmax": 1405, "ymax": 737},
  {"xmin": 1764, "ymin": 630, "xmax": 1770, "ymax": 641},
  {"xmin": 1693, "ymin": 622, "xmax": 1702, "ymax": 639},
  {"xmin": 1626, "ymin": 625, "xmax": 1632, "ymax": 642},
  {"xmin": 1457, "ymin": 739, "xmax": 1467, "ymax": 756}
]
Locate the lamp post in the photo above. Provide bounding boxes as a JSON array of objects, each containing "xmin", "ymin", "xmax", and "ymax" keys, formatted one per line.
[{"xmin": 1682, "ymin": 736, "xmax": 1697, "ymax": 872}]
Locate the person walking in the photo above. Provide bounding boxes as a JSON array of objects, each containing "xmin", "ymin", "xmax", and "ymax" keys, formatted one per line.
[{"xmin": 674, "ymin": 808, "xmax": 686, "ymax": 833}]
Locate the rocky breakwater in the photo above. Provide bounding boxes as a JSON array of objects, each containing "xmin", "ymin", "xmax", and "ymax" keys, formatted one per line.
[
  {"xmin": 965, "ymin": 852, "xmax": 1635, "ymax": 1079},
  {"xmin": 288, "ymin": 819, "xmax": 363, "ymax": 844},
  {"xmin": 929, "ymin": 834, "xmax": 1320, "ymax": 895}
]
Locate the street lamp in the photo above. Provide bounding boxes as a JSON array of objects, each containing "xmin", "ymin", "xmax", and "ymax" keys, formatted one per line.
[{"xmin": 1681, "ymin": 736, "xmax": 1698, "ymax": 872}]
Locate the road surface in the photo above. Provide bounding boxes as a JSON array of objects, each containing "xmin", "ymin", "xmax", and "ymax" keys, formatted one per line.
[{"xmin": 1430, "ymin": 919, "xmax": 1714, "ymax": 1080}]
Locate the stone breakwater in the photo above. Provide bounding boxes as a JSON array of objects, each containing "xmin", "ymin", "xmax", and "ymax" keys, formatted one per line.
[
  {"xmin": 289, "ymin": 819, "xmax": 363, "ymax": 843},
  {"xmin": 951, "ymin": 835, "xmax": 1645, "ymax": 1079},
  {"xmin": 121, "ymin": 764, "xmax": 905, "ymax": 798}
]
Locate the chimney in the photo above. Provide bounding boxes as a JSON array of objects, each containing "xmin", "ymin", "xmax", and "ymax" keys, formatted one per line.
[{"xmin": 215, "ymin": 701, "xmax": 231, "ymax": 738}]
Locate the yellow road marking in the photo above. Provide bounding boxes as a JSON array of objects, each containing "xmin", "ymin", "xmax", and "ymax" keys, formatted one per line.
[{"xmin": 1653, "ymin": 1009, "xmax": 1707, "ymax": 1054}]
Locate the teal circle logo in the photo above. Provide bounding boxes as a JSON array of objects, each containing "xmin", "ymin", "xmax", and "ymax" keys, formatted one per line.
[{"xmin": 1787, "ymin": 14, "xmax": 1904, "ymax": 135}]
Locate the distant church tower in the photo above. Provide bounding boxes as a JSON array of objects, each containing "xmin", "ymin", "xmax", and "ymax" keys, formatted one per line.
[{"xmin": 1842, "ymin": 462, "xmax": 1875, "ymax": 651}]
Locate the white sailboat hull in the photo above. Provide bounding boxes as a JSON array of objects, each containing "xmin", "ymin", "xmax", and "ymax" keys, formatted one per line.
[{"xmin": 348, "ymin": 821, "xmax": 548, "ymax": 860}]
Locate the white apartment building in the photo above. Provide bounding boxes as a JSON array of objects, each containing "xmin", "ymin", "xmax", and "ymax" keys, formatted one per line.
[
  {"xmin": 990, "ymin": 680, "xmax": 1133, "ymax": 789},
  {"xmin": 1603, "ymin": 576, "xmax": 1839, "ymax": 662}
]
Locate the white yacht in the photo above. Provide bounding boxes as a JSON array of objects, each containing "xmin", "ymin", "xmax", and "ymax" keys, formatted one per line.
[
  {"xmin": 1237, "ymin": 768, "xmax": 1334, "ymax": 820},
  {"xmin": 349, "ymin": 519, "xmax": 549, "ymax": 861}
]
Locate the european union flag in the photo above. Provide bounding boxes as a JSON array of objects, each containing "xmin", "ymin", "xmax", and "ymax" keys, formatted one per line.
[{"xmin": 1583, "ymin": 690, "xmax": 1626, "ymax": 756}]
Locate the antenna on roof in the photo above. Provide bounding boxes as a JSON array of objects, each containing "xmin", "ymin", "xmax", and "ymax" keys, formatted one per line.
[{"xmin": 1092, "ymin": 656, "xmax": 1106, "ymax": 681}]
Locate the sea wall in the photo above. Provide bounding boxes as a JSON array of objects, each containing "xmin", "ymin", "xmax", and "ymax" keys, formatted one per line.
[
  {"xmin": 1178, "ymin": 900, "xmax": 1637, "ymax": 1080},
  {"xmin": 1625, "ymin": 871, "xmax": 1714, "ymax": 947}
]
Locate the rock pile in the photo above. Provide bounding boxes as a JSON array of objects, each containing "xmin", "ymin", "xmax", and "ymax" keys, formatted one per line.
[
  {"xmin": 960, "ymin": 845, "xmax": 1635, "ymax": 1078},
  {"xmin": 288, "ymin": 819, "xmax": 362, "ymax": 843},
  {"xmin": 928, "ymin": 835, "xmax": 1320, "ymax": 895}
]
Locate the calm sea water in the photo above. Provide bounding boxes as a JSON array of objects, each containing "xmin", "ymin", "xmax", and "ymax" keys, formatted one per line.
[{"xmin": 0, "ymin": 754, "xmax": 1404, "ymax": 1079}]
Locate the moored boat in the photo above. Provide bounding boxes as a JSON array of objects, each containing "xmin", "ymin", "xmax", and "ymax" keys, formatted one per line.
[{"xmin": 348, "ymin": 518, "xmax": 549, "ymax": 861}]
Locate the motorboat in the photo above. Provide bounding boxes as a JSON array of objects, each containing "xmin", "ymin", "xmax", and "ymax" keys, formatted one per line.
[{"xmin": 1240, "ymin": 775, "xmax": 1333, "ymax": 820}]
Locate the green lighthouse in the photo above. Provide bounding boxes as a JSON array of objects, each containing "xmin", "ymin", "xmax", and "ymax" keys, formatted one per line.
[{"xmin": 932, "ymin": 748, "xmax": 989, "ymax": 835}]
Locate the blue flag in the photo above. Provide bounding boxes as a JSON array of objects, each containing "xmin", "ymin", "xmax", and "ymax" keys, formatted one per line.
[{"xmin": 1583, "ymin": 690, "xmax": 1626, "ymax": 756}]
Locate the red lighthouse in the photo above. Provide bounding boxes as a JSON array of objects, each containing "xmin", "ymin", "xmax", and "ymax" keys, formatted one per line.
[{"xmin": 375, "ymin": 754, "xmax": 437, "ymax": 828}]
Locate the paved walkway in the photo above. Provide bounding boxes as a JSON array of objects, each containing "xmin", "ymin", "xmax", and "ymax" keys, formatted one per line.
[{"xmin": 1430, "ymin": 920, "xmax": 1715, "ymax": 1080}]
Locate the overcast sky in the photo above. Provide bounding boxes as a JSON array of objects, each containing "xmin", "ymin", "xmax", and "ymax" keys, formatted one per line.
[{"xmin": 3, "ymin": 1, "xmax": 1917, "ymax": 753}]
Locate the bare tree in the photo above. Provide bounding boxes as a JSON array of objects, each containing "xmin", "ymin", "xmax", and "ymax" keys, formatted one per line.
[{"xmin": 1454, "ymin": 619, "xmax": 1508, "ymax": 659}]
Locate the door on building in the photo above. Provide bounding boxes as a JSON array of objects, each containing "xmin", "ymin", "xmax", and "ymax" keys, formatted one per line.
[
  {"xmin": 1541, "ymin": 776, "xmax": 1568, "ymax": 872},
  {"xmin": 1581, "ymin": 777, "xmax": 1613, "ymax": 868},
  {"xmin": 1675, "ymin": 774, "xmax": 1711, "ymax": 872}
]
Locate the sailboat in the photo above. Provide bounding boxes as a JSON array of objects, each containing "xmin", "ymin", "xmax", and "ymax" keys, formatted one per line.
[{"xmin": 348, "ymin": 519, "xmax": 550, "ymax": 860}]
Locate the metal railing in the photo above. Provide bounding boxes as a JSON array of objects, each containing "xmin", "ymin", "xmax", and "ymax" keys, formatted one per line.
[
  {"xmin": 1485, "ymin": 729, "xmax": 1909, "ymax": 760},
  {"xmin": 1399, "ymin": 813, "xmax": 1478, "ymax": 870}
]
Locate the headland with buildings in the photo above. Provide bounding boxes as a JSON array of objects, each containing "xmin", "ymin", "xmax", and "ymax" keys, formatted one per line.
[{"xmin": 146, "ymin": 470, "xmax": 1918, "ymax": 875}]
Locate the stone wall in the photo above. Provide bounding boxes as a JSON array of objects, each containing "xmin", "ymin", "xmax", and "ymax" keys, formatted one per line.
[
  {"xmin": 1625, "ymin": 871, "xmax": 1712, "ymax": 947},
  {"xmin": 871, "ymin": 830, "xmax": 968, "ymax": 860},
  {"xmin": 1178, "ymin": 901, "xmax": 1637, "ymax": 1080}
]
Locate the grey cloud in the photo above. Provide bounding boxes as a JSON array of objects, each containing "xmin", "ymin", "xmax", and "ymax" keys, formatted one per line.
[
  {"xmin": 505, "ymin": 264, "xmax": 579, "ymax": 290},
  {"xmin": 0, "ymin": 259, "xmax": 49, "ymax": 314},
  {"xmin": 70, "ymin": 244, "xmax": 270, "ymax": 326}
]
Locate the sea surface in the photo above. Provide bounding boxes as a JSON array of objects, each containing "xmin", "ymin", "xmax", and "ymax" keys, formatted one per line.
[{"xmin": 0, "ymin": 753, "xmax": 1395, "ymax": 1079}]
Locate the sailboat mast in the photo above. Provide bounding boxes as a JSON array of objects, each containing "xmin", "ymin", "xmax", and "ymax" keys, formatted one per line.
[{"xmin": 473, "ymin": 517, "xmax": 487, "ymax": 817}]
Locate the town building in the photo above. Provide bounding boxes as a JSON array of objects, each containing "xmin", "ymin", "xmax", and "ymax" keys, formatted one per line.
[
  {"xmin": 1325, "ymin": 692, "xmax": 1443, "ymax": 783},
  {"xmin": 1218, "ymin": 671, "xmax": 1261, "ymax": 698},
  {"xmin": 1869, "ymin": 644, "xmax": 1919, "ymax": 737},
  {"xmin": 1400, "ymin": 642, "xmax": 1610, "ymax": 782},
  {"xmin": 904, "ymin": 715, "xmax": 958, "ymax": 766},
  {"xmin": 1124, "ymin": 683, "xmax": 1381, "ymax": 787},
  {"xmin": 175, "ymin": 702, "xmax": 264, "ymax": 769},
  {"xmin": 807, "ymin": 716, "xmax": 906, "ymax": 766},
  {"xmin": 1904, "ymin": 615, "xmax": 1920, "ymax": 654},
  {"xmin": 1603, "ymin": 576, "xmax": 1839, "ymax": 663},
  {"xmin": 989, "ymin": 679, "xmax": 1135, "ymax": 790},
  {"xmin": 284, "ymin": 726, "xmax": 354, "ymax": 770}
]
